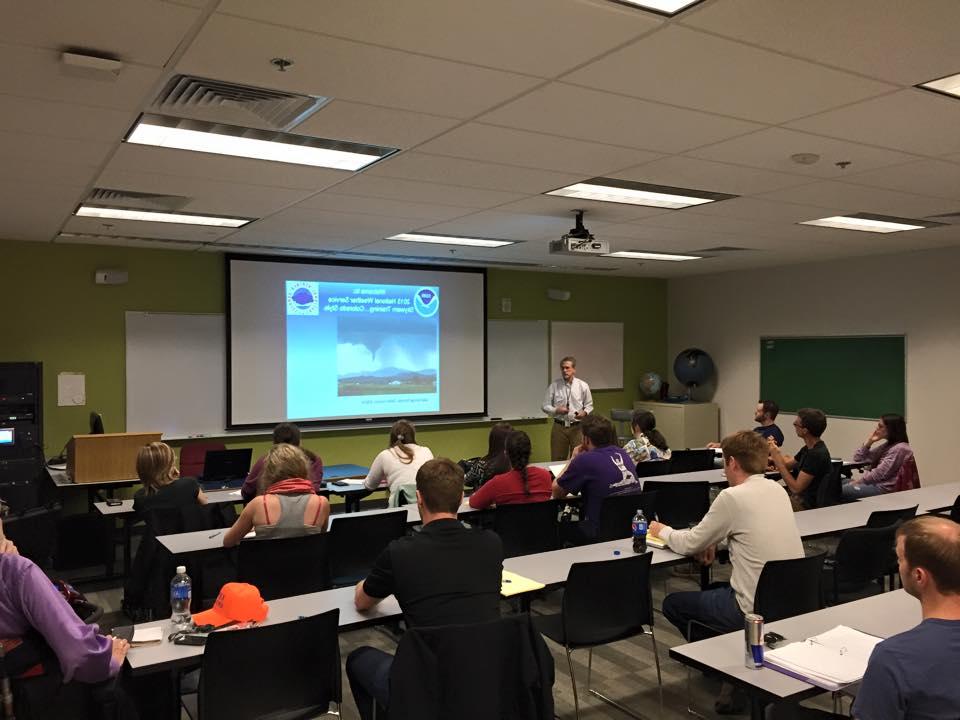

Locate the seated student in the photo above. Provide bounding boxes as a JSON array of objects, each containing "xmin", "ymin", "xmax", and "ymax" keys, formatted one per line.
[
  {"xmin": 622, "ymin": 409, "xmax": 672, "ymax": 464},
  {"xmin": 241, "ymin": 422, "xmax": 324, "ymax": 502},
  {"xmin": 552, "ymin": 415, "xmax": 641, "ymax": 545},
  {"xmin": 223, "ymin": 444, "xmax": 330, "ymax": 546},
  {"xmin": 468, "ymin": 430, "xmax": 552, "ymax": 509},
  {"xmin": 768, "ymin": 408, "xmax": 832, "ymax": 511},
  {"xmin": 363, "ymin": 419, "xmax": 434, "ymax": 507},
  {"xmin": 460, "ymin": 421, "xmax": 513, "ymax": 488},
  {"xmin": 347, "ymin": 458, "xmax": 502, "ymax": 720},
  {"xmin": 707, "ymin": 400, "xmax": 785, "ymax": 449},
  {"xmin": 843, "ymin": 414, "xmax": 916, "ymax": 499},
  {"xmin": 133, "ymin": 441, "xmax": 207, "ymax": 515}
]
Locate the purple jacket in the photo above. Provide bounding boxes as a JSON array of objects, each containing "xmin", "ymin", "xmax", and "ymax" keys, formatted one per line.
[
  {"xmin": 853, "ymin": 442, "xmax": 914, "ymax": 493},
  {"xmin": 0, "ymin": 554, "xmax": 117, "ymax": 682}
]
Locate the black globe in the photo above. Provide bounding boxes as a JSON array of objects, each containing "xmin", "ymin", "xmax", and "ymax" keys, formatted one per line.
[{"xmin": 673, "ymin": 348, "xmax": 715, "ymax": 388}]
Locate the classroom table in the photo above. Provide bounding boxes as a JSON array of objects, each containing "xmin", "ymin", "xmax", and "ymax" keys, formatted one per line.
[
  {"xmin": 47, "ymin": 466, "xmax": 140, "ymax": 510},
  {"xmin": 320, "ymin": 463, "xmax": 375, "ymax": 512},
  {"xmin": 669, "ymin": 589, "xmax": 920, "ymax": 719}
]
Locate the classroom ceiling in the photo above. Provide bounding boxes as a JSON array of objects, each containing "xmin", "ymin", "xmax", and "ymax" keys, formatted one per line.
[{"xmin": 5, "ymin": 0, "xmax": 960, "ymax": 278}]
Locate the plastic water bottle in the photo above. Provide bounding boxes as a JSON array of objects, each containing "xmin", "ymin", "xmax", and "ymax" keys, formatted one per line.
[
  {"xmin": 170, "ymin": 566, "xmax": 192, "ymax": 631},
  {"xmin": 631, "ymin": 509, "xmax": 648, "ymax": 553}
]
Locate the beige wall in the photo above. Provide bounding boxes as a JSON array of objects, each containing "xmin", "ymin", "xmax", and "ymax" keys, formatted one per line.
[{"xmin": 668, "ymin": 246, "xmax": 960, "ymax": 486}]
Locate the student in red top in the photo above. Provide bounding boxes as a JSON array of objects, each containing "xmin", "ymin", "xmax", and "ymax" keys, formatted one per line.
[{"xmin": 468, "ymin": 430, "xmax": 552, "ymax": 509}]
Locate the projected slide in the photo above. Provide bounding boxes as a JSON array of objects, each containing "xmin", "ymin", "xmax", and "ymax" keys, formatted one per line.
[{"xmin": 286, "ymin": 281, "xmax": 439, "ymax": 420}]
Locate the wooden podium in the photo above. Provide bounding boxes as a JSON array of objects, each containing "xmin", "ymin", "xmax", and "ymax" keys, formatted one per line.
[{"xmin": 67, "ymin": 432, "xmax": 161, "ymax": 484}]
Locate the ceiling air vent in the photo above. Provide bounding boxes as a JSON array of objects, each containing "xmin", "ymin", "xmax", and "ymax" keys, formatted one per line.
[
  {"xmin": 87, "ymin": 188, "xmax": 190, "ymax": 212},
  {"xmin": 151, "ymin": 75, "xmax": 330, "ymax": 132}
]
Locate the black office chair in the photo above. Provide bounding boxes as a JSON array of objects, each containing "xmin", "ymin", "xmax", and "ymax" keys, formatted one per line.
[
  {"xmin": 491, "ymin": 500, "xmax": 559, "ymax": 558},
  {"xmin": 641, "ymin": 480, "xmax": 710, "ymax": 529},
  {"xmin": 634, "ymin": 460, "xmax": 671, "ymax": 478},
  {"xmin": 824, "ymin": 524, "xmax": 897, "ymax": 604},
  {"xmin": 866, "ymin": 505, "xmax": 917, "ymax": 528},
  {"xmin": 815, "ymin": 461, "xmax": 844, "ymax": 508},
  {"xmin": 667, "ymin": 449, "xmax": 716, "ymax": 474},
  {"xmin": 610, "ymin": 408, "xmax": 633, "ymax": 446},
  {"xmin": 237, "ymin": 533, "xmax": 332, "ymax": 601},
  {"xmin": 753, "ymin": 553, "xmax": 826, "ymax": 622},
  {"xmin": 329, "ymin": 509, "xmax": 408, "ymax": 586},
  {"xmin": 534, "ymin": 553, "xmax": 661, "ymax": 719},
  {"xmin": 595, "ymin": 492, "xmax": 657, "ymax": 543},
  {"xmin": 182, "ymin": 610, "xmax": 341, "ymax": 720},
  {"xmin": 2, "ymin": 505, "xmax": 60, "ymax": 569}
]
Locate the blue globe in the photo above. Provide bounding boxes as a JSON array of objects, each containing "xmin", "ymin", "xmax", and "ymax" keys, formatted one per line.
[
  {"xmin": 639, "ymin": 372, "xmax": 662, "ymax": 398},
  {"xmin": 673, "ymin": 348, "xmax": 715, "ymax": 388}
]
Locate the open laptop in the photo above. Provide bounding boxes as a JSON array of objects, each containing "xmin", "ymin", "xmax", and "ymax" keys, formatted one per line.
[{"xmin": 199, "ymin": 448, "xmax": 252, "ymax": 490}]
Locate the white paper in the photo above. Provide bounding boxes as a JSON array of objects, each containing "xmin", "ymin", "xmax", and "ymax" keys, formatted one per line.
[
  {"xmin": 131, "ymin": 626, "xmax": 163, "ymax": 644},
  {"xmin": 57, "ymin": 372, "xmax": 86, "ymax": 407},
  {"xmin": 765, "ymin": 625, "xmax": 881, "ymax": 689}
]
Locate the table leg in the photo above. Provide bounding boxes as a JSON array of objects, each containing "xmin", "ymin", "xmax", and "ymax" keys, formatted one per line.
[{"xmin": 122, "ymin": 518, "xmax": 132, "ymax": 575}]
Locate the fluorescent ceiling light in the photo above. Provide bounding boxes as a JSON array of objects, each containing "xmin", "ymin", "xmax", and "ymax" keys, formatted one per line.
[
  {"xmin": 609, "ymin": 0, "xmax": 702, "ymax": 16},
  {"xmin": 546, "ymin": 177, "xmax": 736, "ymax": 209},
  {"xmin": 918, "ymin": 72, "xmax": 960, "ymax": 99},
  {"xmin": 126, "ymin": 114, "xmax": 395, "ymax": 171},
  {"xmin": 799, "ymin": 214, "xmax": 935, "ymax": 234},
  {"xmin": 605, "ymin": 251, "xmax": 703, "ymax": 261},
  {"xmin": 387, "ymin": 233, "xmax": 515, "ymax": 248},
  {"xmin": 76, "ymin": 205, "xmax": 252, "ymax": 228}
]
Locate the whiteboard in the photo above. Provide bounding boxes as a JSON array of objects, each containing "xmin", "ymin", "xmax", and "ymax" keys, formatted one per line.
[
  {"xmin": 125, "ymin": 312, "xmax": 226, "ymax": 438},
  {"xmin": 486, "ymin": 320, "xmax": 549, "ymax": 420},
  {"xmin": 125, "ymin": 313, "xmax": 549, "ymax": 438},
  {"xmin": 550, "ymin": 322, "xmax": 623, "ymax": 390}
]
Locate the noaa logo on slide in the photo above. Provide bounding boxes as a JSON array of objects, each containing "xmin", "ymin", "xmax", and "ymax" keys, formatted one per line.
[
  {"xmin": 286, "ymin": 281, "xmax": 319, "ymax": 315},
  {"xmin": 413, "ymin": 287, "xmax": 439, "ymax": 318}
]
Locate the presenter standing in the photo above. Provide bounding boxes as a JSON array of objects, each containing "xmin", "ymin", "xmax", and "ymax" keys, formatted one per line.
[{"xmin": 543, "ymin": 356, "xmax": 593, "ymax": 460}]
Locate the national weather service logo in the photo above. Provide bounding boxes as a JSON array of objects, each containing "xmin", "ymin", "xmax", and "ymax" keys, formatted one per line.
[
  {"xmin": 413, "ymin": 287, "xmax": 439, "ymax": 318},
  {"xmin": 286, "ymin": 281, "xmax": 319, "ymax": 315}
]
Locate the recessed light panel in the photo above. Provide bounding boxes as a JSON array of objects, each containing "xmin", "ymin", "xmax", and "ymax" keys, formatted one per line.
[
  {"xmin": 76, "ymin": 205, "xmax": 252, "ymax": 227},
  {"xmin": 387, "ymin": 233, "xmax": 515, "ymax": 248},
  {"xmin": 126, "ymin": 114, "xmax": 396, "ymax": 170},
  {"xmin": 799, "ymin": 213, "xmax": 940, "ymax": 234},
  {"xmin": 605, "ymin": 251, "xmax": 703, "ymax": 261},
  {"xmin": 546, "ymin": 178, "xmax": 737, "ymax": 209},
  {"xmin": 918, "ymin": 72, "xmax": 960, "ymax": 99},
  {"xmin": 609, "ymin": 0, "xmax": 703, "ymax": 17}
]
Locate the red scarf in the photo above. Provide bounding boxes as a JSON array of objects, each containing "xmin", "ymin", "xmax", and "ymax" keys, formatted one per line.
[{"xmin": 265, "ymin": 478, "xmax": 315, "ymax": 495}]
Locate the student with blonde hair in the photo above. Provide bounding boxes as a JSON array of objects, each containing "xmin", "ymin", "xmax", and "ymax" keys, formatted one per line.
[
  {"xmin": 363, "ymin": 420, "xmax": 434, "ymax": 507},
  {"xmin": 133, "ymin": 441, "xmax": 207, "ymax": 515},
  {"xmin": 223, "ymin": 444, "xmax": 330, "ymax": 546}
]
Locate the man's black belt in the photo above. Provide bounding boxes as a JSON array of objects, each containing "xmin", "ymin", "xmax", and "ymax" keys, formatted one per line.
[{"xmin": 554, "ymin": 419, "xmax": 580, "ymax": 425}]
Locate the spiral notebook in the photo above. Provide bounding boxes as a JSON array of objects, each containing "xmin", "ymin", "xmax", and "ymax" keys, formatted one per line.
[{"xmin": 763, "ymin": 625, "xmax": 882, "ymax": 691}]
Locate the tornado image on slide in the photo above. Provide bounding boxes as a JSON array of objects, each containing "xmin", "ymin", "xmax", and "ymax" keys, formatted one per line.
[{"xmin": 336, "ymin": 313, "xmax": 438, "ymax": 396}]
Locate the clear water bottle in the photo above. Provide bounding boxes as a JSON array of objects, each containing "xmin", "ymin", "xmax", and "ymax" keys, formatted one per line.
[
  {"xmin": 170, "ymin": 565, "xmax": 192, "ymax": 631},
  {"xmin": 631, "ymin": 508, "xmax": 648, "ymax": 553}
]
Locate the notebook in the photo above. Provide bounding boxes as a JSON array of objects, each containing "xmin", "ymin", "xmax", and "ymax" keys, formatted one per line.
[
  {"xmin": 763, "ymin": 625, "xmax": 882, "ymax": 691},
  {"xmin": 500, "ymin": 570, "xmax": 546, "ymax": 597}
]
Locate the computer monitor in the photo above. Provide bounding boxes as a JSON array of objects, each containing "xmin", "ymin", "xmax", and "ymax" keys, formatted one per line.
[
  {"xmin": 0, "ymin": 428, "xmax": 13, "ymax": 445},
  {"xmin": 89, "ymin": 412, "xmax": 104, "ymax": 435},
  {"xmin": 199, "ymin": 448, "xmax": 253, "ymax": 489}
]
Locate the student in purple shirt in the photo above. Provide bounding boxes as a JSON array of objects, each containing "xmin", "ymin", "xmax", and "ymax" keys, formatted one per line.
[
  {"xmin": 240, "ymin": 422, "xmax": 324, "ymax": 502},
  {"xmin": 553, "ymin": 415, "xmax": 641, "ymax": 545},
  {"xmin": 843, "ymin": 414, "xmax": 917, "ymax": 499}
]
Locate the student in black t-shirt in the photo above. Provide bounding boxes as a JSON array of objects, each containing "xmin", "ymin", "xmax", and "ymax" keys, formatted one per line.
[
  {"xmin": 346, "ymin": 458, "xmax": 502, "ymax": 720},
  {"xmin": 132, "ymin": 442, "xmax": 207, "ymax": 515},
  {"xmin": 768, "ymin": 408, "xmax": 832, "ymax": 511}
]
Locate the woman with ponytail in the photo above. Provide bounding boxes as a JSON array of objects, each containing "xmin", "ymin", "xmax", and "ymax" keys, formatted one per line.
[
  {"xmin": 468, "ymin": 430, "xmax": 552, "ymax": 509},
  {"xmin": 363, "ymin": 420, "xmax": 434, "ymax": 507}
]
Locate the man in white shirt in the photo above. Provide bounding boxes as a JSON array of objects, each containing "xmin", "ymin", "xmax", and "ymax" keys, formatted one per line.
[
  {"xmin": 542, "ymin": 356, "xmax": 593, "ymax": 460},
  {"xmin": 650, "ymin": 430, "xmax": 803, "ymax": 639}
]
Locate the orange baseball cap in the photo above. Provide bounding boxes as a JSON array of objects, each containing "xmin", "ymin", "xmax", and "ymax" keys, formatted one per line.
[{"xmin": 192, "ymin": 583, "xmax": 269, "ymax": 628}]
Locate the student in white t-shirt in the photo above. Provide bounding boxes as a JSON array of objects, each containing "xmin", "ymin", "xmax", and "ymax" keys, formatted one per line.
[{"xmin": 363, "ymin": 420, "xmax": 434, "ymax": 507}]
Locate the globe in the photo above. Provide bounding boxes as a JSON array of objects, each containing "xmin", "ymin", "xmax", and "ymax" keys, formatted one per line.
[
  {"xmin": 673, "ymin": 348, "xmax": 715, "ymax": 388},
  {"xmin": 639, "ymin": 372, "xmax": 662, "ymax": 398}
]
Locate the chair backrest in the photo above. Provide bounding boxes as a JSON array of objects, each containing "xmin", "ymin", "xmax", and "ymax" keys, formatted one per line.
[
  {"xmin": 834, "ymin": 524, "xmax": 898, "ymax": 585},
  {"xmin": 198, "ymin": 610, "xmax": 341, "ymax": 720},
  {"xmin": 595, "ymin": 492, "xmax": 657, "ymax": 542},
  {"xmin": 815, "ymin": 460, "xmax": 843, "ymax": 508},
  {"xmin": 144, "ymin": 504, "xmax": 224, "ymax": 536},
  {"xmin": 237, "ymin": 533, "xmax": 332, "ymax": 600},
  {"xmin": 179, "ymin": 441, "xmax": 227, "ymax": 479},
  {"xmin": 329, "ymin": 509, "xmax": 408, "ymax": 585},
  {"xmin": 894, "ymin": 453, "xmax": 920, "ymax": 492},
  {"xmin": 667, "ymin": 449, "xmax": 716, "ymax": 474},
  {"xmin": 610, "ymin": 408, "xmax": 633, "ymax": 445},
  {"xmin": 753, "ymin": 553, "xmax": 826, "ymax": 623},
  {"xmin": 634, "ymin": 460, "xmax": 671, "ymax": 478},
  {"xmin": 491, "ymin": 500, "xmax": 559, "ymax": 558},
  {"xmin": 640, "ymin": 481, "xmax": 710, "ymax": 529},
  {"xmin": 2, "ymin": 506, "xmax": 60, "ymax": 569},
  {"xmin": 562, "ymin": 553, "xmax": 654, "ymax": 647},
  {"xmin": 866, "ymin": 505, "xmax": 918, "ymax": 528}
]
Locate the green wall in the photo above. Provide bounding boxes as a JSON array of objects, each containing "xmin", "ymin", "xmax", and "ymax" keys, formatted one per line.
[{"xmin": 1, "ymin": 239, "xmax": 667, "ymax": 474}]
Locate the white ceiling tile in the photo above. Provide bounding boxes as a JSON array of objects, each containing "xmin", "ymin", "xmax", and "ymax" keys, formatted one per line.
[
  {"xmin": 177, "ymin": 14, "xmax": 540, "ymax": 119},
  {"xmin": 681, "ymin": 196, "xmax": 849, "ymax": 224},
  {"xmin": 493, "ymin": 194, "xmax": 674, "ymax": 224},
  {"xmin": 687, "ymin": 127, "xmax": 920, "ymax": 178},
  {"xmin": 0, "ymin": 130, "xmax": 115, "ymax": 168},
  {"xmin": 786, "ymin": 90, "xmax": 960, "ymax": 157},
  {"xmin": 756, "ymin": 180, "xmax": 959, "ymax": 219},
  {"xmin": 2, "ymin": 156, "xmax": 99, "ymax": 188},
  {"xmin": 417, "ymin": 123, "xmax": 661, "ymax": 175},
  {"xmin": 55, "ymin": 233, "xmax": 206, "ymax": 251},
  {"xmin": 837, "ymin": 160, "xmax": 960, "ymax": 202},
  {"xmin": 293, "ymin": 101, "xmax": 459, "ymax": 150},
  {"xmin": 416, "ymin": 211, "xmax": 569, "ymax": 243},
  {"xmin": 478, "ymin": 82, "xmax": 763, "ymax": 153},
  {"xmin": 347, "ymin": 238, "xmax": 539, "ymax": 264},
  {"xmin": 325, "ymin": 175, "xmax": 527, "ymax": 209},
  {"xmin": 0, "ymin": 94, "xmax": 134, "ymax": 142},
  {"xmin": 610, "ymin": 155, "xmax": 811, "ymax": 196},
  {"xmin": 0, "ymin": 0, "xmax": 200, "ymax": 67},
  {"xmin": 630, "ymin": 211, "xmax": 813, "ymax": 246},
  {"xmin": 683, "ymin": 0, "xmax": 960, "ymax": 86},
  {"xmin": 62, "ymin": 215, "xmax": 236, "ymax": 241},
  {"xmin": 0, "ymin": 181, "xmax": 85, "ymax": 242},
  {"xmin": 295, "ymin": 193, "xmax": 474, "ymax": 223},
  {"xmin": 563, "ymin": 25, "xmax": 895, "ymax": 124},
  {"xmin": 366, "ymin": 152, "xmax": 582, "ymax": 194},
  {"xmin": 218, "ymin": 0, "xmax": 661, "ymax": 78},
  {"xmin": 248, "ymin": 207, "xmax": 428, "ymax": 239}
]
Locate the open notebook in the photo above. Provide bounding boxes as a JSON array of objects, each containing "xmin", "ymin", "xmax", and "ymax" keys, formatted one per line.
[{"xmin": 764, "ymin": 625, "xmax": 882, "ymax": 691}]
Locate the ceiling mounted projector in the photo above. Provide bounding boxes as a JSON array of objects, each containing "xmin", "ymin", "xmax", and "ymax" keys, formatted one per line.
[{"xmin": 549, "ymin": 210, "xmax": 609, "ymax": 256}]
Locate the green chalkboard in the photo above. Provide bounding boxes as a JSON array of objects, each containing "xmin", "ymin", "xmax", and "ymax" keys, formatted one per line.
[{"xmin": 759, "ymin": 336, "xmax": 905, "ymax": 420}]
